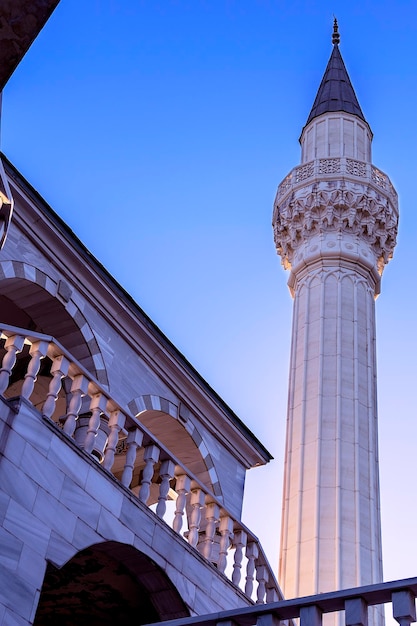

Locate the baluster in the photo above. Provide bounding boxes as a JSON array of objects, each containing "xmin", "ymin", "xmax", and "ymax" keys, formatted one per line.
[
  {"xmin": 245, "ymin": 541, "xmax": 259, "ymax": 598},
  {"xmin": 42, "ymin": 355, "xmax": 70, "ymax": 419},
  {"xmin": 217, "ymin": 515, "xmax": 233, "ymax": 573},
  {"xmin": 83, "ymin": 393, "xmax": 107, "ymax": 454},
  {"xmin": 102, "ymin": 410, "xmax": 125, "ymax": 472},
  {"xmin": 0, "ymin": 334, "xmax": 25, "ymax": 395},
  {"xmin": 172, "ymin": 474, "xmax": 191, "ymax": 534},
  {"xmin": 121, "ymin": 428, "xmax": 143, "ymax": 487},
  {"xmin": 255, "ymin": 564, "xmax": 268, "ymax": 604},
  {"xmin": 300, "ymin": 605, "xmax": 322, "ymax": 626},
  {"xmin": 345, "ymin": 598, "xmax": 368, "ymax": 626},
  {"xmin": 62, "ymin": 374, "xmax": 89, "ymax": 435},
  {"xmin": 156, "ymin": 459, "xmax": 175, "ymax": 519},
  {"xmin": 187, "ymin": 488, "xmax": 205, "ymax": 548},
  {"xmin": 232, "ymin": 529, "xmax": 247, "ymax": 586},
  {"xmin": 139, "ymin": 444, "xmax": 160, "ymax": 504},
  {"xmin": 392, "ymin": 590, "xmax": 416, "ymax": 626},
  {"xmin": 21, "ymin": 340, "xmax": 49, "ymax": 400},
  {"xmin": 201, "ymin": 501, "xmax": 220, "ymax": 560}
]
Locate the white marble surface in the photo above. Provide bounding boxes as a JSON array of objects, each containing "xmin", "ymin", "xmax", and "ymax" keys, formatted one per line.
[
  {"xmin": 274, "ymin": 98, "xmax": 395, "ymax": 615},
  {"xmin": 2, "ymin": 196, "xmax": 265, "ymax": 520},
  {"xmin": 0, "ymin": 399, "xmax": 253, "ymax": 622}
]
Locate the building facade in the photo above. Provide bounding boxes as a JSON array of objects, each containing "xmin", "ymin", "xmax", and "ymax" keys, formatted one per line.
[
  {"xmin": 0, "ymin": 146, "xmax": 284, "ymax": 624},
  {"xmin": 0, "ymin": 7, "xmax": 282, "ymax": 624}
]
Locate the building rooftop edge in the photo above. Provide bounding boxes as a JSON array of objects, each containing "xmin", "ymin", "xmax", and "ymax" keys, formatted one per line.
[{"xmin": 1, "ymin": 152, "xmax": 273, "ymax": 465}]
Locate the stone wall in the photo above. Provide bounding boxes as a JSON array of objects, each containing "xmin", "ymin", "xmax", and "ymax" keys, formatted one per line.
[{"xmin": 0, "ymin": 396, "xmax": 250, "ymax": 624}]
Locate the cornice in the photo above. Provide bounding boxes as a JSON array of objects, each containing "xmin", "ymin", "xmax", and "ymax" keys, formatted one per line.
[{"xmin": 2, "ymin": 154, "xmax": 272, "ymax": 468}]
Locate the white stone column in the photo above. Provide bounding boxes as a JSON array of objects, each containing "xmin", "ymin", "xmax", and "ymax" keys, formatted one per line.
[
  {"xmin": 280, "ymin": 259, "xmax": 382, "ymax": 597},
  {"xmin": 273, "ymin": 160, "xmax": 398, "ymax": 613}
]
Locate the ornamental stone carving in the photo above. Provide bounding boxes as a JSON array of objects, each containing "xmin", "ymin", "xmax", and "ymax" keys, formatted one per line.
[
  {"xmin": 273, "ymin": 178, "xmax": 398, "ymax": 278},
  {"xmin": 297, "ymin": 265, "xmax": 375, "ymax": 291},
  {"xmin": 318, "ymin": 158, "xmax": 340, "ymax": 175},
  {"xmin": 295, "ymin": 162, "xmax": 314, "ymax": 182},
  {"xmin": 346, "ymin": 159, "xmax": 367, "ymax": 177}
]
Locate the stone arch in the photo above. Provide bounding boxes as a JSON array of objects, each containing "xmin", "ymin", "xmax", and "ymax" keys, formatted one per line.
[
  {"xmin": 0, "ymin": 261, "xmax": 108, "ymax": 387},
  {"xmin": 321, "ymin": 267, "xmax": 372, "ymax": 290},
  {"xmin": 34, "ymin": 541, "xmax": 189, "ymax": 625},
  {"xmin": 128, "ymin": 394, "xmax": 222, "ymax": 498}
]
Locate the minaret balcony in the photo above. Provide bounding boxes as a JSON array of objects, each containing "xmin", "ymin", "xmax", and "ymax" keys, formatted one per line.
[
  {"xmin": 274, "ymin": 157, "xmax": 398, "ymax": 211},
  {"xmin": 0, "ymin": 323, "xmax": 281, "ymax": 606},
  {"xmin": 273, "ymin": 157, "xmax": 399, "ymax": 290}
]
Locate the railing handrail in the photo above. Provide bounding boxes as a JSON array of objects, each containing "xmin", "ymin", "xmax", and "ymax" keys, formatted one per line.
[{"xmin": 148, "ymin": 577, "xmax": 417, "ymax": 626}]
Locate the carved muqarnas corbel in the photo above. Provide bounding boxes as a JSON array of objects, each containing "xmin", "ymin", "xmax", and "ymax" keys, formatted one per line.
[{"xmin": 273, "ymin": 181, "xmax": 398, "ymax": 272}]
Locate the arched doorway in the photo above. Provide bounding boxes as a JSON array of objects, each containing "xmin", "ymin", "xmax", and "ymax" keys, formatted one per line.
[{"xmin": 34, "ymin": 542, "xmax": 189, "ymax": 625}]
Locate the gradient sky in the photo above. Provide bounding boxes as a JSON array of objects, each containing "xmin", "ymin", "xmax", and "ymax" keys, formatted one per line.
[{"xmin": 2, "ymin": 0, "xmax": 417, "ymax": 606}]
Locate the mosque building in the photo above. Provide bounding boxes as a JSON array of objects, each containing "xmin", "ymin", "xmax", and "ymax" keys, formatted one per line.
[{"xmin": 0, "ymin": 5, "xmax": 414, "ymax": 626}]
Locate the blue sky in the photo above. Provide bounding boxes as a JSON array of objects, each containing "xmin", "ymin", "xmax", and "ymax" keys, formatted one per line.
[{"xmin": 2, "ymin": 0, "xmax": 417, "ymax": 597}]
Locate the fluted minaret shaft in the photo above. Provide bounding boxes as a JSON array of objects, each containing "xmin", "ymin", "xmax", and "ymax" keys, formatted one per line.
[
  {"xmin": 273, "ymin": 51, "xmax": 398, "ymax": 612},
  {"xmin": 280, "ymin": 261, "xmax": 382, "ymax": 597}
]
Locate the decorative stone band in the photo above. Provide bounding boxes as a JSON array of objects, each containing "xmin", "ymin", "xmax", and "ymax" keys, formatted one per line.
[
  {"xmin": 275, "ymin": 157, "xmax": 398, "ymax": 204},
  {"xmin": 273, "ymin": 177, "xmax": 398, "ymax": 287},
  {"xmin": 294, "ymin": 265, "xmax": 375, "ymax": 294}
]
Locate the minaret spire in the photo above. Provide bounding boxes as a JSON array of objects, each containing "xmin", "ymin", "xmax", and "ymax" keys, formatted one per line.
[{"xmin": 304, "ymin": 20, "xmax": 365, "ymax": 127}]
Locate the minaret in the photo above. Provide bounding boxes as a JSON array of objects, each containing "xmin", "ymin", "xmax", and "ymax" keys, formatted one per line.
[{"xmin": 273, "ymin": 20, "xmax": 398, "ymax": 608}]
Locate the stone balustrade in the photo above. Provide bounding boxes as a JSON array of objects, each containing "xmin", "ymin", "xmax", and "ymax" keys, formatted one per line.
[
  {"xmin": 0, "ymin": 323, "xmax": 281, "ymax": 604},
  {"xmin": 148, "ymin": 577, "xmax": 417, "ymax": 626},
  {"xmin": 275, "ymin": 157, "xmax": 398, "ymax": 207}
]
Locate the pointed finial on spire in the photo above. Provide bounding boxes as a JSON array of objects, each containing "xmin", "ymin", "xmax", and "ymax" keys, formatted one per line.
[{"xmin": 332, "ymin": 17, "xmax": 340, "ymax": 45}]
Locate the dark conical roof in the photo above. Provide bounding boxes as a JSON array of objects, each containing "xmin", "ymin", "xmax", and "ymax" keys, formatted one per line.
[{"xmin": 305, "ymin": 41, "xmax": 366, "ymax": 126}]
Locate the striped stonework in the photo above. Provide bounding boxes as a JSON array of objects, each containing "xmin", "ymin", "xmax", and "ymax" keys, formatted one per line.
[
  {"xmin": 0, "ymin": 261, "xmax": 109, "ymax": 387},
  {"xmin": 128, "ymin": 394, "xmax": 222, "ymax": 498}
]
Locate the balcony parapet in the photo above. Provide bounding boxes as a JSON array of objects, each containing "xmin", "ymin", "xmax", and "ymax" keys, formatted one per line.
[
  {"xmin": 274, "ymin": 157, "xmax": 398, "ymax": 209},
  {"xmin": 151, "ymin": 576, "xmax": 417, "ymax": 626},
  {"xmin": 0, "ymin": 323, "xmax": 281, "ymax": 604}
]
